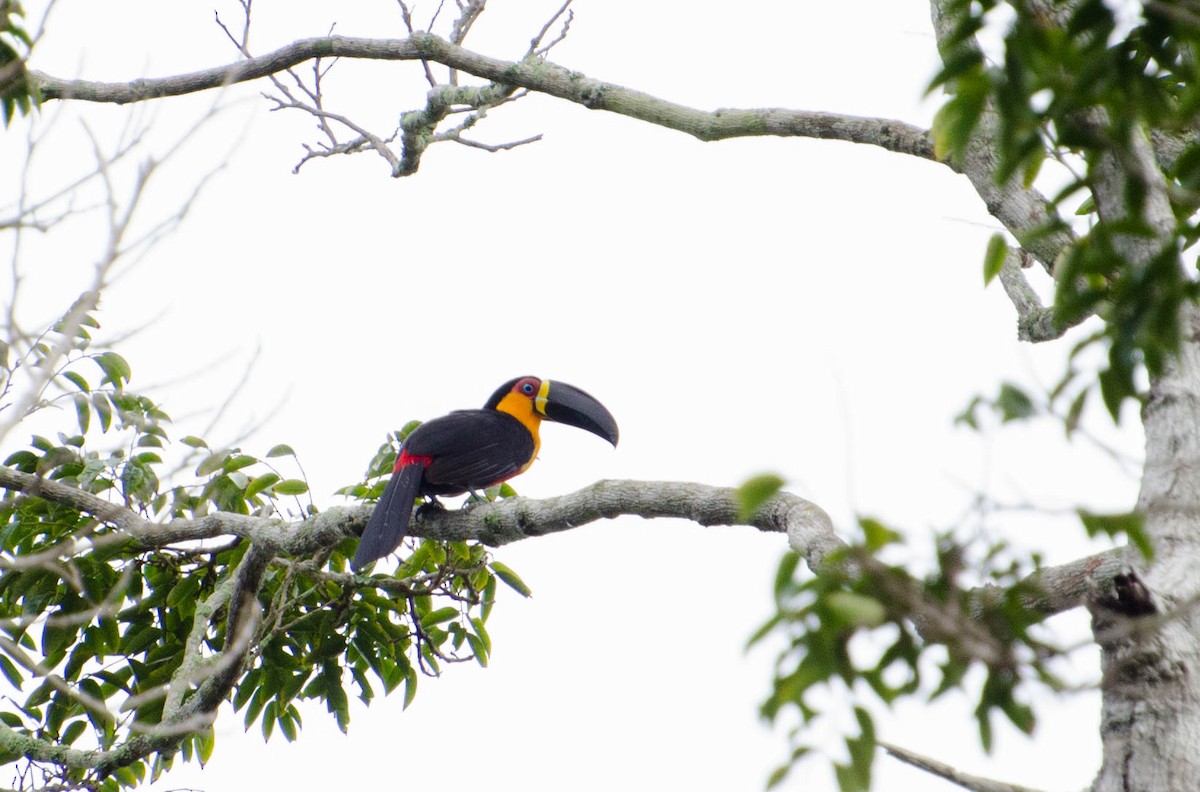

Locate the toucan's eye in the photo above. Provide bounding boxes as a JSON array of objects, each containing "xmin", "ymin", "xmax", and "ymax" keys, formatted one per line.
[
  {"xmin": 515, "ymin": 377, "xmax": 539, "ymax": 397},
  {"xmin": 521, "ymin": 382, "xmax": 535, "ymax": 394}
]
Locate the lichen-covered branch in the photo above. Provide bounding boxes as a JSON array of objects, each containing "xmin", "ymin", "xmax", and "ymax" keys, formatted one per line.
[
  {"xmin": 996, "ymin": 249, "xmax": 1068, "ymax": 342},
  {"xmin": 30, "ymin": 23, "xmax": 1079, "ymax": 352},
  {"xmin": 0, "ymin": 470, "xmax": 1126, "ymax": 625},
  {"xmin": 0, "ymin": 465, "xmax": 148, "ymax": 536},
  {"xmin": 0, "ymin": 458, "xmax": 1135, "ymax": 779},
  {"xmin": 29, "ymin": 34, "xmax": 935, "ymax": 164}
]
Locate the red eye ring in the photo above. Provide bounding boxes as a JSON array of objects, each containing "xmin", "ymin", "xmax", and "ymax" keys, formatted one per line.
[{"xmin": 514, "ymin": 377, "xmax": 540, "ymax": 397}]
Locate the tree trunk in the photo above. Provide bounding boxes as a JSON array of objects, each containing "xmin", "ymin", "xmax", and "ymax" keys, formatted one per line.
[{"xmin": 1092, "ymin": 303, "xmax": 1200, "ymax": 791}]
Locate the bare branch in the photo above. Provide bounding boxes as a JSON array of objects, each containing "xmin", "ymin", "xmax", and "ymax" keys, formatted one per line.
[
  {"xmin": 270, "ymin": 96, "xmax": 402, "ymax": 174},
  {"xmin": 449, "ymin": 0, "xmax": 486, "ymax": 48},
  {"xmin": 0, "ymin": 100, "xmax": 235, "ymax": 454},
  {"xmin": 527, "ymin": 0, "xmax": 574, "ymax": 58},
  {"xmin": 396, "ymin": 1, "xmax": 438, "ymax": 88},
  {"xmin": 452, "ymin": 133, "xmax": 542, "ymax": 152},
  {"xmin": 30, "ymin": 35, "xmax": 938, "ymax": 163}
]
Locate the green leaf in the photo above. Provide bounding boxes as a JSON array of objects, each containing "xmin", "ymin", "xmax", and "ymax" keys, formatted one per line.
[
  {"xmin": 41, "ymin": 619, "xmax": 79, "ymax": 667},
  {"xmin": 0, "ymin": 655, "xmax": 23, "ymax": 687},
  {"xmin": 197, "ymin": 727, "xmax": 215, "ymax": 764},
  {"xmin": 180, "ymin": 436, "xmax": 208, "ymax": 449},
  {"xmin": 1021, "ymin": 143, "xmax": 1045, "ymax": 188},
  {"xmin": 402, "ymin": 665, "xmax": 418, "ymax": 709},
  {"xmin": 772, "ymin": 551, "xmax": 800, "ymax": 600},
  {"xmin": 73, "ymin": 394, "xmax": 90, "ymax": 434},
  {"xmin": 63, "ymin": 371, "xmax": 90, "ymax": 392},
  {"xmin": 1078, "ymin": 509, "xmax": 1151, "ymax": 559},
  {"xmin": 735, "ymin": 473, "xmax": 785, "ymax": 522},
  {"xmin": 278, "ymin": 712, "xmax": 298, "ymax": 742},
  {"xmin": 826, "ymin": 592, "xmax": 887, "ymax": 628},
  {"xmin": 37, "ymin": 445, "xmax": 76, "ymax": 476},
  {"xmin": 859, "ymin": 517, "xmax": 902, "ymax": 551},
  {"xmin": 266, "ymin": 444, "xmax": 295, "ymax": 458},
  {"xmin": 996, "ymin": 383, "xmax": 1036, "ymax": 422},
  {"xmin": 261, "ymin": 700, "xmax": 276, "ymax": 741},
  {"xmin": 1002, "ymin": 696, "xmax": 1035, "ymax": 735},
  {"xmin": 983, "ymin": 234, "xmax": 1008, "ymax": 286},
  {"xmin": 222, "ymin": 455, "xmax": 258, "ymax": 474},
  {"xmin": 93, "ymin": 393, "xmax": 112, "ymax": 432},
  {"xmin": 477, "ymin": 571, "xmax": 496, "ymax": 624},
  {"xmin": 1064, "ymin": 388, "xmax": 1088, "ymax": 437},
  {"xmin": 94, "ymin": 352, "xmax": 131, "ymax": 388},
  {"xmin": 834, "ymin": 763, "xmax": 860, "ymax": 792},
  {"xmin": 931, "ymin": 71, "xmax": 989, "ymax": 163},
  {"xmin": 195, "ymin": 451, "xmax": 228, "ymax": 477},
  {"xmin": 62, "ymin": 720, "xmax": 87, "ymax": 746},
  {"xmin": 398, "ymin": 421, "xmax": 422, "ymax": 442},
  {"xmin": 766, "ymin": 763, "xmax": 793, "ymax": 790},
  {"xmin": 466, "ymin": 632, "xmax": 489, "ymax": 668},
  {"xmin": 244, "ymin": 473, "xmax": 281, "ymax": 499},
  {"xmin": 745, "ymin": 613, "xmax": 783, "ymax": 651},
  {"xmin": 847, "ymin": 707, "xmax": 876, "ymax": 785},
  {"xmin": 1098, "ymin": 365, "xmax": 1135, "ymax": 423},
  {"xmin": 419, "ymin": 607, "xmax": 460, "ymax": 630},
  {"xmin": 273, "ymin": 479, "xmax": 309, "ymax": 496},
  {"xmin": 243, "ymin": 687, "xmax": 268, "ymax": 730},
  {"xmin": 489, "ymin": 561, "xmax": 532, "ymax": 598}
]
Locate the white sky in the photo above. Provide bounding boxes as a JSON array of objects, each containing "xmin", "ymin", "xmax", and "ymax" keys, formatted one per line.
[{"xmin": 2, "ymin": 1, "xmax": 1143, "ymax": 790}]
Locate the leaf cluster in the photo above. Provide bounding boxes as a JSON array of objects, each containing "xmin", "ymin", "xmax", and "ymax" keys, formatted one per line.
[
  {"xmin": 0, "ymin": 309, "xmax": 528, "ymax": 788},
  {"xmin": 0, "ymin": 1, "xmax": 38, "ymax": 124},
  {"xmin": 933, "ymin": 0, "xmax": 1200, "ymax": 419},
  {"xmin": 752, "ymin": 519, "xmax": 1062, "ymax": 791}
]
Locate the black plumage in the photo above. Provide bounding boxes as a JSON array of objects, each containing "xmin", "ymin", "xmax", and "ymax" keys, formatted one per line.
[{"xmin": 351, "ymin": 376, "xmax": 617, "ymax": 572}]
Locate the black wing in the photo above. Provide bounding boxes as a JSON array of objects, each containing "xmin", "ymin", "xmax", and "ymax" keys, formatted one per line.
[{"xmin": 407, "ymin": 409, "xmax": 535, "ymax": 496}]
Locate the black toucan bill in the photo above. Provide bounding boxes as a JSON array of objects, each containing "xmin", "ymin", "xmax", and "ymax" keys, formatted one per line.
[{"xmin": 352, "ymin": 377, "xmax": 618, "ymax": 571}]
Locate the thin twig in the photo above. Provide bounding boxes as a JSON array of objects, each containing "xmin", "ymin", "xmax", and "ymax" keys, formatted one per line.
[{"xmin": 527, "ymin": 0, "xmax": 574, "ymax": 58}]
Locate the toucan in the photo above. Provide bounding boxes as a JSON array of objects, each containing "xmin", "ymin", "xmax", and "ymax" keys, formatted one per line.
[{"xmin": 351, "ymin": 376, "xmax": 619, "ymax": 571}]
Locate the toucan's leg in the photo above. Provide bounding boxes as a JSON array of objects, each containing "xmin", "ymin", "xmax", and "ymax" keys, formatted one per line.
[{"xmin": 414, "ymin": 496, "xmax": 446, "ymax": 517}]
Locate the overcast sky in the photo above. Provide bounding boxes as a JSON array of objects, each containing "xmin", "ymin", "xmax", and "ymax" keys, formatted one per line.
[{"xmin": 2, "ymin": 1, "xmax": 1142, "ymax": 790}]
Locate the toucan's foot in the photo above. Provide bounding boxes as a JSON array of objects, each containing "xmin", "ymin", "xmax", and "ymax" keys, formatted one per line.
[{"xmin": 415, "ymin": 498, "xmax": 446, "ymax": 519}]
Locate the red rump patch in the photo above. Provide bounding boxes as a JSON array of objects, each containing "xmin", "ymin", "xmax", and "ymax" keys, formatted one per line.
[{"xmin": 393, "ymin": 449, "xmax": 433, "ymax": 472}]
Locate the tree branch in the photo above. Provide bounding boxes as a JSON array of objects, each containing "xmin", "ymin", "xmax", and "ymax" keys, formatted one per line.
[
  {"xmin": 0, "ymin": 469, "xmax": 1125, "ymax": 623},
  {"xmin": 995, "ymin": 248, "xmax": 1068, "ymax": 342},
  {"xmin": 0, "ymin": 466, "xmax": 148, "ymax": 536},
  {"xmin": 29, "ymin": 34, "xmax": 935, "ymax": 162},
  {"xmin": 926, "ymin": 0, "xmax": 1096, "ymax": 346},
  {"xmin": 882, "ymin": 741, "xmax": 1046, "ymax": 792},
  {"xmin": 0, "ymin": 466, "xmax": 1133, "ymax": 776}
]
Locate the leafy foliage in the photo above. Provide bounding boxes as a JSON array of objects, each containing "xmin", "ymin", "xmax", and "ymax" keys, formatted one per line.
[
  {"xmin": 0, "ymin": 1, "xmax": 37, "ymax": 125},
  {"xmin": 933, "ymin": 0, "xmax": 1200, "ymax": 420},
  {"xmin": 0, "ymin": 306, "xmax": 519, "ymax": 789},
  {"xmin": 753, "ymin": 520, "xmax": 1060, "ymax": 790}
]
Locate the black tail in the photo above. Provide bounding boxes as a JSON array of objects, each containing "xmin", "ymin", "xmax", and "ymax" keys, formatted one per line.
[{"xmin": 352, "ymin": 463, "xmax": 423, "ymax": 571}]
